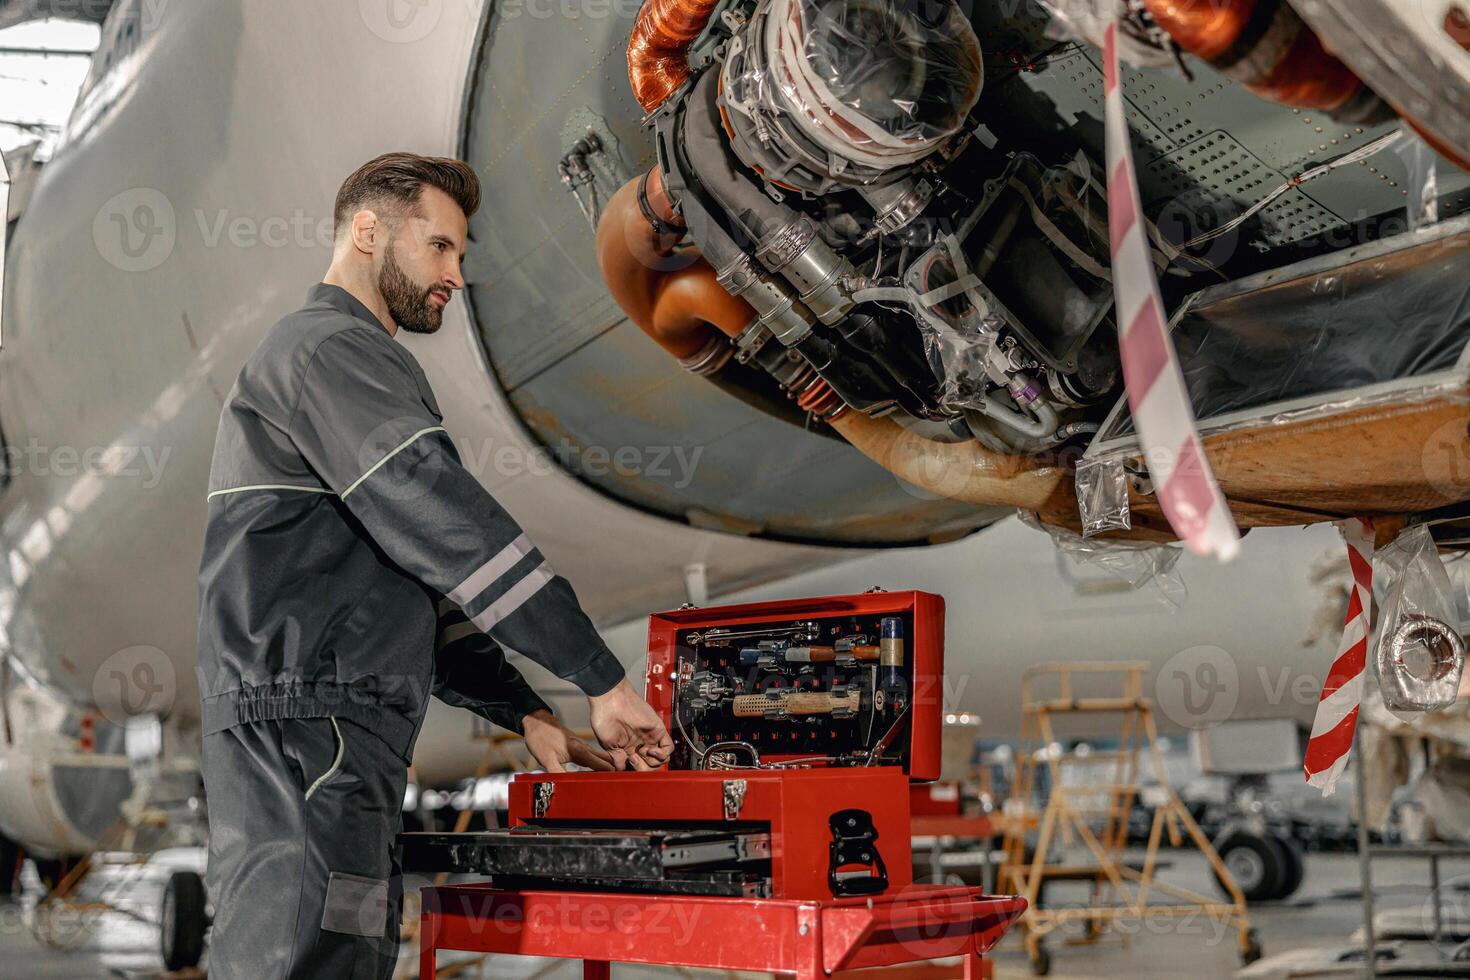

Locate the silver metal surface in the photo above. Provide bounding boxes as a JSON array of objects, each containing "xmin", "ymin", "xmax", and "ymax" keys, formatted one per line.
[
  {"xmin": 532, "ymin": 781, "xmax": 554, "ymax": 820},
  {"xmin": 722, "ymin": 778, "xmax": 748, "ymax": 821}
]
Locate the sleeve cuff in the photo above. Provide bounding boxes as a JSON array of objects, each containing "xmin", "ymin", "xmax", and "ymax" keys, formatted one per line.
[
  {"xmin": 562, "ymin": 646, "xmax": 626, "ymax": 697},
  {"xmin": 507, "ymin": 688, "xmax": 552, "ymax": 733}
]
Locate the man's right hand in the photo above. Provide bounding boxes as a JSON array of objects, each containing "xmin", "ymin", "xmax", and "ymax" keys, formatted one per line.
[{"xmin": 588, "ymin": 678, "xmax": 674, "ymax": 771}]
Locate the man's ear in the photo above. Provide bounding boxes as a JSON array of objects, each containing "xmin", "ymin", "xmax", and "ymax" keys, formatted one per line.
[{"xmin": 349, "ymin": 209, "xmax": 380, "ymax": 256}]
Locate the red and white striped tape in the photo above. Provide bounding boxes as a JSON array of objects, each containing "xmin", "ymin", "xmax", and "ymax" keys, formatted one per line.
[
  {"xmin": 1102, "ymin": 21, "xmax": 1240, "ymax": 561},
  {"xmin": 1303, "ymin": 518, "xmax": 1375, "ymax": 795}
]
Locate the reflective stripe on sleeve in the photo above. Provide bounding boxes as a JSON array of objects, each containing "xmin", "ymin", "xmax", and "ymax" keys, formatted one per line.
[
  {"xmin": 448, "ymin": 533, "xmax": 534, "ymax": 607},
  {"xmin": 470, "ymin": 561, "xmax": 554, "ymax": 631}
]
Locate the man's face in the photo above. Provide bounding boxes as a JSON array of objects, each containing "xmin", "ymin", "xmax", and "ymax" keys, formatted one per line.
[{"xmin": 376, "ymin": 186, "xmax": 468, "ymax": 334}]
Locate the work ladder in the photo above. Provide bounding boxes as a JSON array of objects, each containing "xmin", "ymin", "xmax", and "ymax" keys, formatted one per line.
[{"xmin": 998, "ymin": 661, "xmax": 1258, "ymax": 975}]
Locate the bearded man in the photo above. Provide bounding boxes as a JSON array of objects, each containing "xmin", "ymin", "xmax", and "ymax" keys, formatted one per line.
[{"xmin": 196, "ymin": 152, "xmax": 672, "ymax": 979}]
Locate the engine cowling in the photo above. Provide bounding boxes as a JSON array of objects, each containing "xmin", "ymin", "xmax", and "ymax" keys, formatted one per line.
[{"xmin": 0, "ymin": 683, "xmax": 133, "ymax": 857}]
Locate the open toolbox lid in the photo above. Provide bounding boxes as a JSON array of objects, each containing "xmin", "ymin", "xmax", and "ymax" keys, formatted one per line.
[{"xmin": 643, "ymin": 590, "xmax": 945, "ymax": 780}]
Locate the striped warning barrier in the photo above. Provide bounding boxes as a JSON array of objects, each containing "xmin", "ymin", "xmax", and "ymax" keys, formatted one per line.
[
  {"xmin": 1102, "ymin": 20, "xmax": 1241, "ymax": 561},
  {"xmin": 1303, "ymin": 518, "xmax": 1375, "ymax": 795}
]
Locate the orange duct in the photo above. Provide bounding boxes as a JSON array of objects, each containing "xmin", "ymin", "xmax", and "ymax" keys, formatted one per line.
[
  {"xmin": 595, "ymin": 169, "xmax": 755, "ymax": 366},
  {"xmin": 627, "ymin": 0, "xmax": 720, "ymax": 113},
  {"xmin": 1143, "ymin": 0, "xmax": 1369, "ymax": 113}
]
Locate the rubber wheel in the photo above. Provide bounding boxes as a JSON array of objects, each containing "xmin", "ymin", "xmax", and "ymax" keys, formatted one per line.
[
  {"xmin": 1268, "ymin": 834, "xmax": 1305, "ymax": 901},
  {"xmin": 1213, "ymin": 832, "xmax": 1286, "ymax": 903},
  {"xmin": 1241, "ymin": 927, "xmax": 1263, "ymax": 965},
  {"xmin": 0, "ymin": 833, "xmax": 19, "ymax": 897},
  {"xmin": 160, "ymin": 870, "xmax": 208, "ymax": 971},
  {"xmin": 1029, "ymin": 943, "xmax": 1052, "ymax": 976}
]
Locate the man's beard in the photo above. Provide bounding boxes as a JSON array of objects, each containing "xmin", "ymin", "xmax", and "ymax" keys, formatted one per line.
[{"xmin": 379, "ymin": 243, "xmax": 443, "ymax": 334}]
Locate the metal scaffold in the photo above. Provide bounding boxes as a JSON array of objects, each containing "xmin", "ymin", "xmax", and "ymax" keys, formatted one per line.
[{"xmin": 998, "ymin": 662, "xmax": 1259, "ymax": 975}]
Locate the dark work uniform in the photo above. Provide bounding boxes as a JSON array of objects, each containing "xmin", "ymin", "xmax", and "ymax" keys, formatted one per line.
[{"xmin": 196, "ymin": 283, "xmax": 625, "ymax": 979}]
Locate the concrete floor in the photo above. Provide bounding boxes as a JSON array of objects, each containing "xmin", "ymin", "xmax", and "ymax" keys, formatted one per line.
[{"xmin": 0, "ymin": 850, "xmax": 1458, "ymax": 979}]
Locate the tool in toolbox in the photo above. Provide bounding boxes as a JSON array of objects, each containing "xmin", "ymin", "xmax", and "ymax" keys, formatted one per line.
[
  {"xmin": 402, "ymin": 591, "xmax": 1026, "ymax": 976},
  {"xmin": 402, "ymin": 590, "xmax": 946, "ymax": 897}
]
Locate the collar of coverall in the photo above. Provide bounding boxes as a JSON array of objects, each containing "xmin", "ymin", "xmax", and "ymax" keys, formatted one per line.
[{"xmin": 308, "ymin": 282, "xmax": 391, "ymax": 334}]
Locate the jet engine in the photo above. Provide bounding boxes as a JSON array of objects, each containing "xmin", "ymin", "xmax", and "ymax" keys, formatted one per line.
[{"xmin": 591, "ymin": 0, "xmax": 1470, "ymax": 542}]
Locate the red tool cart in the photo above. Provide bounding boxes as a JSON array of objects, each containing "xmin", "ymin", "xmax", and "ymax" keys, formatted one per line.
[{"xmin": 406, "ymin": 591, "xmax": 1026, "ymax": 977}]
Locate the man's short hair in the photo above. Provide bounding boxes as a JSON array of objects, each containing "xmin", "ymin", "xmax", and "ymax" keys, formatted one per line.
[{"xmin": 333, "ymin": 152, "xmax": 482, "ymax": 233}]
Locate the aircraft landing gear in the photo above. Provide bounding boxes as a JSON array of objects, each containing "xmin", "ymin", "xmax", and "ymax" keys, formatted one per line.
[
  {"xmin": 160, "ymin": 868, "xmax": 208, "ymax": 971},
  {"xmin": 1214, "ymin": 829, "xmax": 1304, "ymax": 902}
]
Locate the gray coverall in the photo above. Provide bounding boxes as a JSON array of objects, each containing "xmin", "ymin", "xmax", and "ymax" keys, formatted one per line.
[{"xmin": 196, "ymin": 282, "xmax": 626, "ymax": 978}]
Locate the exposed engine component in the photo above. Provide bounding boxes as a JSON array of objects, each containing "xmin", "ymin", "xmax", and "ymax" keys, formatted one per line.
[
  {"xmin": 0, "ymin": 685, "xmax": 128, "ymax": 856},
  {"xmin": 597, "ymin": 0, "xmax": 1144, "ymax": 532},
  {"xmin": 623, "ymin": 0, "xmax": 1123, "ymax": 437},
  {"xmin": 1044, "ymin": 0, "xmax": 1470, "ymax": 162},
  {"xmin": 718, "ymin": 0, "xmax": 984, "ymax": 193},
  {"xmin": 1140, "ymin": 0, "xmax": 1392, "ymax": 123},
  {"xmin": 627, "ymin": 0, "xmax": 723, "ymax": 112},
  {"xmin": 558, "ymin": 127, "xmax": 607, "ymax": 229},
  {"xmin": 603, "ymin": 0, "xmax": 1470, "ymax": 543}
]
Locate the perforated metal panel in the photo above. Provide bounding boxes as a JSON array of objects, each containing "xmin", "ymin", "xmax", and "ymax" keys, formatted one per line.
[
  {"xmin": 989, "ymin": 41, "xmax": 1470, "ymax": 253},
  {"xmin": 1142, "ymin": 130, "xmax": 1343, "ymax": 250}
]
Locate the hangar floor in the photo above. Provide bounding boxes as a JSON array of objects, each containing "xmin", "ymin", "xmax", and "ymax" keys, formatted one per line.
[{"xmin": 0, "ymin": 850, "xmax": 1458, "ymax": 979}]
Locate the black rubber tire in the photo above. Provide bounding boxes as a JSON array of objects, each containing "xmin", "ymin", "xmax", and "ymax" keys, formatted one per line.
[
  {"xmin": 160, "ymin": 870, "xmax": 208, "ymax": 971},
  {"xmin": 1029, "ymin": 943, "xmax": 1052, "ymax": 976},
  {"xmin": 0, "ymin": 833, "xmax": 19, "ymax": 897},
  {"xmin": 1213, "ymin": 832, "xmax": 1286, "ymax": 903},
  {"xmin": 1267, "ymin": 833, "xmax": 1305, "ymax": 901}
]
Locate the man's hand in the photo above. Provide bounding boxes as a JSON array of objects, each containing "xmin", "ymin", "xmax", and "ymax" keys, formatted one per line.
[
  {"xmin": 588, "ymin": 678, "xmax": 674, "ymax": 770},
  {"xmin": 521, "ymin": 709, "xmax": 616, "ymax": 773}
]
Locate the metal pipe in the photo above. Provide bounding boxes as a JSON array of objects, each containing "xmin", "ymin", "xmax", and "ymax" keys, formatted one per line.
[{"xmin": 978, "ymin": 391, "xmax": 1059, "ymax": 441}]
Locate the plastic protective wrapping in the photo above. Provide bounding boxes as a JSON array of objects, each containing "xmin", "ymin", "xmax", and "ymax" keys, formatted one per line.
[
  {"xmin": 1035, "ymin": 0, "xmax": 1177, "ymax": 70},
  {"xmin": 1393, "ymin": 131, "xmax": 1442, "ymax": 233},
  {"xmin": 1017, "ymin": 511, "xmax": 1185, "ymax": 608},
  {"xmin": 721, "ymin": 0, "xmax": 983, "ymax": 185},
  {"xmin": 915, "ymin": 310, "xmax": 1001, "ymax": 411},
  {"xmin": 1373, "ymin": 524, "xmax": 1466, "ymax": 715},
  {"xmin": 1074, "ymin": 456, "xmax": 1130, "ymax": 536},
  {"xmin": 851, "ymin": 231, "xmax": 1002, "ymax": 409},
  {"xmin": 1097, "ymin": 227, "xmax": 1470, "ymax": 443}
]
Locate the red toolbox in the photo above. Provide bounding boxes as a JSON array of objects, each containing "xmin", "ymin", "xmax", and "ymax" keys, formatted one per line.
[
  {"xmin": 403, "ymin": 591, "xmax": 954, "ymax": 899},
  {"xmin": 405, "ymin": 591, "xmax": 1025, "ymax": 975},
  {"xmin": 502, "ymin": 590, "xmax": 944, "ymax": 900}
]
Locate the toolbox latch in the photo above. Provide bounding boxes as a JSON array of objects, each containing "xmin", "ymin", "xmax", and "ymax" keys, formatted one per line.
[
  {"xmin": 722, "ymin": 778, "xmax": 748, "ymax": 820},
  {"xmin": 533, "ymin": 781, "xmax": 554, "ymax": 819},
  {"xmin": 827, "ymin": 808, "xmax": 888, "ymax": 897}
]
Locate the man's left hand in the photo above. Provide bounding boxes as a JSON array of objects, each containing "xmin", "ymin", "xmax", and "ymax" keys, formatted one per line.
[{"xmin": 521, "ymin": 709, "xmax": 616, "ymax": 772}]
